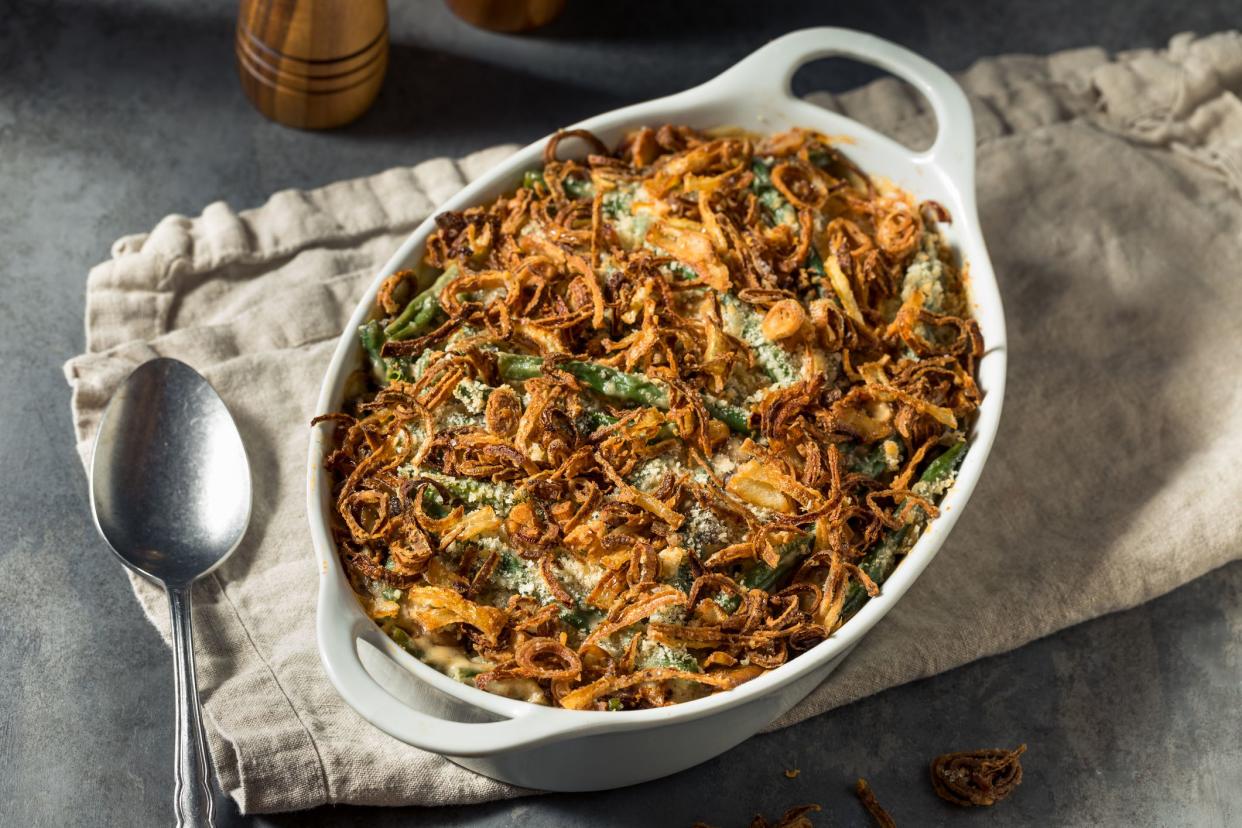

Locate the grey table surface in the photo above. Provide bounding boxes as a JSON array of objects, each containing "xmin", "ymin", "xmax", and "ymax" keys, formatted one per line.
[{"xmin": 3, "ymin": 1, "xmax": 1240, "ymax": 826}]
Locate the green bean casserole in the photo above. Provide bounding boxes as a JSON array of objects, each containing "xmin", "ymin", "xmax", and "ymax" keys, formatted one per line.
[{"xmin": 317, "ymin": 125, "xmax": 982, "ymax": 710}]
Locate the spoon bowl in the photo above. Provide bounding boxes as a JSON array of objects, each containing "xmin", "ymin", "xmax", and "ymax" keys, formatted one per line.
[
  {"xmin": 89, "ymin": 357, "xmax": 252, "ymax": 828},
  {"xmin": 91, "ymin": 358, "xmax": 251, "ymax": 585}
]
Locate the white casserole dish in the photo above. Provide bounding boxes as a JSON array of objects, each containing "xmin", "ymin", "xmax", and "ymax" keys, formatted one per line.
[{"xmin": 309, "ymin": 27, "xmax": 1006, "ymax": 792}]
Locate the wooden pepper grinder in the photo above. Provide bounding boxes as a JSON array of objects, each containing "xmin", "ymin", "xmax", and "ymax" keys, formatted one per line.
[{"xmin": 236, "ymin": 0, "xmax": 389, "ymax": 130}]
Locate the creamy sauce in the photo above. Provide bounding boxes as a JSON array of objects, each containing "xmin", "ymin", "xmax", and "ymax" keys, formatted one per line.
[
  {"xmin": 486, "ymin": 678, "xmax": 548, "ymax": 705},
  {"xmin": 406, "ymin": 634, "xmax": 547, "ymax": 704},
  {"xmin": 410, "ymin": 634, "xmax": 490, "ymax": 680}
]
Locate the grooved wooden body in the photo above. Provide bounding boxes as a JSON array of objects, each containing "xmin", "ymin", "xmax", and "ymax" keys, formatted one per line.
[{"xmin": 236, "ymin": 0, "xmax": 388, "ymax": 130}]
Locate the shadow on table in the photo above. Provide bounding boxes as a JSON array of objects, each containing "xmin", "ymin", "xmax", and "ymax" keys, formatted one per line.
[{"xmin": 346, "ymin": 42, "xmax": 633, "ymax": 145}]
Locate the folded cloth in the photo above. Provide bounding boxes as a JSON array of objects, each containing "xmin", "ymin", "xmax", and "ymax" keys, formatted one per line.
[{"xmin": 64, "ymin": 32, "xmax": 1242, "ymax": 813}]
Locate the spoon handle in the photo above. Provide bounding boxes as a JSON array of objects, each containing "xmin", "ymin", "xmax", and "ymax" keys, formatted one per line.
[{"xmin": 169, "ymin": 585, "xmax": 214, "ymax": 828}]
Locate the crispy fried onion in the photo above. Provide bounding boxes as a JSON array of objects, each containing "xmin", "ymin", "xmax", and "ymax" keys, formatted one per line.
[
  {"xmin": 558, "ymin": 665, "xmax": 763, "ymax": 710},
  {"xmin": 514, "ymin": 636, "xmax": 582, "ymax": 681},
  {"xmin": 931, "ymin": 745, "xmax": 1027, "ymax": 807},
  {"xmin": 402, "ymin": 586, "xmax": 507, "ymax": 645},
  {"xmin": 581, "ymin": 583, "xmax": 687, "ymax": 649},
  {"xmin": 855, "ymin": 778, "xmax": 896, "ymax": 828},
  {"xmin": 730, "ymin": 804, "xmax": 822, "ymax": 828},
  {"xmin": 596, "ymin": 453, "xmax": 684, "ymax": 528}
]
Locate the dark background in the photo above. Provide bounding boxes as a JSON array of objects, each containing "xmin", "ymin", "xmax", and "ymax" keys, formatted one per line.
[{"xmin": 2, "ymin": 1, "xmax": 1240, "ymax": 826}]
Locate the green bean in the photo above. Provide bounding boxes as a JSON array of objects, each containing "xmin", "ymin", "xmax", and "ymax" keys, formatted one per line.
[
  {"xmin": 840, "ymin": 526, "xmax": 908, "ymax": 618},
  {"xmin": 495, "ymin": 352, "xmax": 751, "ymax": 435},
  {"xmin": 387, "ymin": 363, "xmax": 413, "ymax": 384},
  {"xmin": 360, "ymin": 317, "xmax": 416, "ymax": 387},
  {"xmin": 851, "ymin": 439, "xmax": 902, "ymax": 479},
  {"xmin": 358, "ymin": 344, "xmax": 415, "ymax": 385},
  {"xmin": 751, "ymin": 158, "xmax": 796, "ymax": 227},
  {"xmin": 416, "ymin": 484, "xmax": 451, "ymax": 518},
  {"xmin": 416, "ymin": 470, "xmax": 519, "ymax": 512},
  {"xmin": 576, "ymin": 409, "xmax": 617, "ymax": 434},
  {"xmin": 448, "ymin": 664, "xmax": 488, "ymax": 681},
  {"xmin": 644, "ymin": 645, "xmax": 700, "ymax": 673},
  {"xmin": 803, "ymin": 242, "xmax": 834, "ymax": 300},
  {"xmin": 388, "ymin": 626, "xmax": 416, "ymax": 653},
  {"xmin": 563, "ymin": 360, "xmax": 669, "ymax": 409},
  {"xmin": 385, "ymin": 266, "xmax": 457, "ymax": 341},
  {"xmin": 851, "ymin": 442, "xmax": 888, "ymax": 479},
  {"xmin": 841, "ymin": 440, "xmax": 968, "ymax": 616},
  {"xmin": 522, "ymin": 170, "xmax": 545, "ymax": 190},
  {"xmin": 738, "ymin": 537, "xmax": 811, "ymax": 592},
  {"xmin": 579, "ymin": 410, "xmax": 679, "ymax": 443},
  {"xmin": 919, "ymin": 440, "xmax": 967, "ymax": 484},
  {"xmin": 562, "ymin": 175, "xmax": 593, "ymax": 200},
  {"xmin": 703, "ymin": 393, "xmax": 752, "ymax": 435},
  {"xmin": 560, "ymin": 606, "xmax": 602, "ymax": 633},
  {"xmin": 494, "ymin": 352, "xmax": 544, "ymax": 381},
  {"xmin": 602, "ymin": 188, "xmax": 633, "ymax": 219},
  {"xmin": 666, "ymin": 261, "xmax": 698, "ymax": 281},
  {"xmin": 383, "ymin": 293, "xmax": 431, "ymax": 339},
  {"xmin": 359, "ymin": 320, "xmax": 388, "ymax": 384},
  {"xmin": 751, "ymin": 158, "xmax": 772, "ymax": 188},
  {"xmin": 804, "ymin": 245, "xmax": 825, "ymax": 275}
]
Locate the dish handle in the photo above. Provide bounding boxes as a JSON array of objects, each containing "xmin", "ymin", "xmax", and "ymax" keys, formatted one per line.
[
  {"xmin": 319, "ymin": 610, "xmax": 598, "ymax": 757},
  {"xmin": 704, "ymin": 27, "xmax": 976, "ymax": 195}
]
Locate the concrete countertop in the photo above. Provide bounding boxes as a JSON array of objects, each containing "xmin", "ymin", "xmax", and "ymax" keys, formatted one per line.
[{"xmin": 2, "ymin": 1, "xmax": 1238, "ymax": 825}]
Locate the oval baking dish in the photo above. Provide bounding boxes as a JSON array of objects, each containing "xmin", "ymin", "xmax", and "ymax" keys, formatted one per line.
[{"xmin": 309, "ymin": 27, "xmax": 1006, "ymax": 791}]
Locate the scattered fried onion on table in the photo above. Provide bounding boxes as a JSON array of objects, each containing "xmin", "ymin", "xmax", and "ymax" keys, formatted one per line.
[
  {"xmin": 755, "ymin": 806, "xmax": 822, "ymax": 828},
  {"xmin": 931, "ymin": 744, "xmax": 1027, "ymax": 807},
  {"xmin": 317, "ymin": 123, "xmax": 982, "ymax": 710},
  {"xmin": 855, "ymin": 778, "xmax": 897, "ymax": 827},
  {"xmin": 692, "ymin": 804, "xmax": 820, "ymax": 828}
]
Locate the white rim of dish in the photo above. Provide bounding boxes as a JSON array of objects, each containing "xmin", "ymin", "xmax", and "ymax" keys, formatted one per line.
[{"xmin": 309, "ymin": 27, "xmax": 1007, "ymax": 758}]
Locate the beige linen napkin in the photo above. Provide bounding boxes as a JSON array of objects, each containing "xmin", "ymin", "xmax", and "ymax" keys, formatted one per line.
[{"xmin": 65, "ymin": 33, "xmax": 1242, "ymax": 813}]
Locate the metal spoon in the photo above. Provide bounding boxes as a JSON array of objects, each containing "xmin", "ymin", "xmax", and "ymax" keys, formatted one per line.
[{"xmin": 89, "ymin": 358, "xmax": 252, "ymax": 828}]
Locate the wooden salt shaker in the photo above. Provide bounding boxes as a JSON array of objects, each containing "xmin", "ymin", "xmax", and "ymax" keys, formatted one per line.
[{"xmin": 236, "ymin": 0, "xmax": 389, "ymax": 130}]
